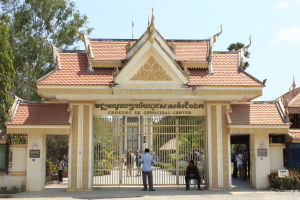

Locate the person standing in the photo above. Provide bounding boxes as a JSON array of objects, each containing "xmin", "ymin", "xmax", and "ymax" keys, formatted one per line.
[
  {"xmin": 236, "ymin": 150, "xmax": 244, "ymax": 180},
  {"xmin": 126, "ymin": 149, "xmax": 133, "ymax": 177},
  {"xmin": 135, "ymin": 150, "xmax": 142, "ymax": 176},
  {"xmin": 57, "ymin": 158, "xmax": 65, "ymax": 183},
  {"xmin": 232, "ymin": 148, "xmax": 238, "ymax": 179},
  {"xmin": 140, "ymin": 148, "xmax": 155, "ymax": 191}
]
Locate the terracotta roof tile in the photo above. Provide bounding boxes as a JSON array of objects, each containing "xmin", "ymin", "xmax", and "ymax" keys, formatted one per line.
[
  {"xmin": 290, "ymin": 129, "xmax": 300, "ymax": 139},
  {"xmin": 173, "ymin": 41, "xmax": 208, "ymax": 62},
  {"xmin": 38, "ymin": 53, "xmax": 114, "ymax": 85},
  {"xmin": 91, "ymin": 41, "xmax": 129, "ymax": 61},
  {"xmin": 189, "ymin": 54, "xmax": 263, "ymax": 86},
  {"xmin": 90, "ymin": 40, "xmax": 208, "ymax": 62},
  {"xmin": 230, "ymin": 104, "xmax": 288, "ymax": 125},
  {"xmin": 38, "ymin": 43, "xmax": 262, "ymax": 87},
  {"xmin": 278, "ymin": 87, "xmax": 300, "ymax": 101},
  {"xmin": 6, "ymin": 103, "xmax": 70, "ymax": 125}
]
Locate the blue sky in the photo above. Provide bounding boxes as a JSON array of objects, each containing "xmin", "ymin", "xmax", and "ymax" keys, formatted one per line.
[{"xmin": 73, "ymin": 0, "xmax": 300, "ymax": 101}]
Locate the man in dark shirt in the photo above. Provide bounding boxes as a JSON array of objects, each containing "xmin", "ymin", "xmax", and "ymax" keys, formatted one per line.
[{"xmin": 185, "ymin": 160, "xmax": 201, "ymax": 190}]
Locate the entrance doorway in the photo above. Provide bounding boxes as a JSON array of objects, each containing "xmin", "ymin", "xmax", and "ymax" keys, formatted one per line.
[
  {"xmin": 93, "ymin": 116, "xmax": 205, "ymax": 186},
  {"xmin": 230, "ymin": 135, "xmax": 250, "ymax": 182},
  {"xmin": 46, "ymin": 135, "xmax": 69, "ymax": 184}
]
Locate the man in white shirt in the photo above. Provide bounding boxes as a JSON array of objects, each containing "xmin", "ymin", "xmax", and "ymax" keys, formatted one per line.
[{"xmin": 140, "ymin": 148, "xmax": 155, "ymax": 191}]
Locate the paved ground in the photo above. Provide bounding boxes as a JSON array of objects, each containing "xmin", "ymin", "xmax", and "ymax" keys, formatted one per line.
[{"xmin": 2, "ymin": 178, "xmax": 299, "ymax": 200}]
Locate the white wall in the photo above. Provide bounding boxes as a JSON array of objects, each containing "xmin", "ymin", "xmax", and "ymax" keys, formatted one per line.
[
  {"xmin": 270, "ymin": 144, "xmax": 285, "ymax": 171},
  {"xmin": 0, "ymin": 144, "xmax": 27, "ymax": 189},
  {"xmin": 250, "ymin": 132, "xmax": 270, "ymax": 189},
  {"xmin": 26, "ymin": 132, "xmax": 46, "ymax": 191}
]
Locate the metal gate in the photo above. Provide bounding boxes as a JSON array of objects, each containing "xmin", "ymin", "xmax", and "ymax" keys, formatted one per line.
[{"xmin": 93, "ymin": 116, "xmax": 205, "ymax": 186}]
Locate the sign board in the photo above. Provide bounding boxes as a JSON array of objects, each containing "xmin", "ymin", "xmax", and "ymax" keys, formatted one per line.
[
  {"xmin": 257, "ymin": 148, "xmax": 268, "ymax": 157},
  {"xmin": 94, "ymin": 101, "xmax": 206, "ymax": 116},
  {"xmin": 278, "ymin": 169, "xmax": 289, "ymax": 177},
  {"xmin": 29, "ymin": 150, "xmax": 40, "ymax": 158},
  {"xmin": 258, "ymin": 141, "xmax": 265, "ymax": 148}
]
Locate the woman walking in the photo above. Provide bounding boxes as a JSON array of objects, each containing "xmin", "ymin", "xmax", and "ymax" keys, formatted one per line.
[{"xmin": 236, "ymin": 150, "xmax": 244, "ymax": 180}]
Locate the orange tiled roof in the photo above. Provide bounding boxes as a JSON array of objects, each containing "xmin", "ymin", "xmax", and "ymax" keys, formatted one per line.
[
  {"xmin": 38, "ymin": 42, "xmax": 262, "ymax": 87},
  {"xmin": 6, "ymin": 103, "xmax": 70, "ymax": 125},
  {"xmin": 290, "ymin": 129, "xmax": 300, "ymax": 139},
  {"xmin": 230, "ymin": 104, "xmax": 288, "ymax": 125},
  {"xmin": 279, "ymin": 87, "xmax": 300, "ymax": 101},
  {"xmin": 38, "ymin": 53, "xmax": 114, "ymax": 85},
  {"xmin": 289, "ymin": 94, "xmax": 300, "ymax": 107},
  {"xmin": 189, "ymin": 54, "xmax": 263, "ymax": 86},
  {"xmin": 90, "ymin": 40, "xmax": 209, "ymax": 62}
]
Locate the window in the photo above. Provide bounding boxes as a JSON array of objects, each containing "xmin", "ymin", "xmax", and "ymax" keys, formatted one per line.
[
  {"xmin": 286, "ymin": 143, "xmax": 300, "ymax": 168},
  {"xmin": 0, "ymin": 144, "xmax": 9, "ymax": 174},
  {"xmin": 269, "ymin": 135, "xmax": 285, "ymax": 143}
]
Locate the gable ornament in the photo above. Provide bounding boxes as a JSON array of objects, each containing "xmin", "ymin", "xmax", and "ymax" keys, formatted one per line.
[{"xmin": 130, "ymin": 56, "xmax": 173, "ymax": 81}]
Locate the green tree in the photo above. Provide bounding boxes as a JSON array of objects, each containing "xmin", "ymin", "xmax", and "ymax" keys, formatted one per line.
[
  {"xmin": 227, "ymin": 42, "xmax": 250, "ymax": 70},
  {"xmin": 46, "ymin": 135, "xmax": 69, "ymax": 162},
  {"xmin": 0, "ymin": 0, "xmax": 93, "ymax": 100},
  {"xmin": 0, "ymin": 21, "xmax": 15, "ymax": 129}
]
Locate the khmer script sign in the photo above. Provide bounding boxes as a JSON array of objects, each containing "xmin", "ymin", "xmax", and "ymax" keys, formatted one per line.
[{"xmin": 94, "ymin": 101, "xmax": 206, "ymax": 116}]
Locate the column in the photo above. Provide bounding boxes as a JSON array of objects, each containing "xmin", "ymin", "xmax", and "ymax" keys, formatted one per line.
[
  {"xmin": 68, "ymin": 101, "xmax": 93, "ymax": 191},
  {"xmin": 206, "ymin": 101, "xmax": 231, "ymax": 190},
  {"xmin": 26, "ymin": 131, "xmax": 46, "ymax": 191},
  {"xmin": 250, "ymin": 132, "xmax": 270, "ymax": 189}
]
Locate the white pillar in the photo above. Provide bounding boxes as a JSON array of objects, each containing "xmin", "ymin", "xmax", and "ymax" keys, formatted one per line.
[{"xmin": 26, "ymin": 132, "xmax": 46, "ymax": 191}]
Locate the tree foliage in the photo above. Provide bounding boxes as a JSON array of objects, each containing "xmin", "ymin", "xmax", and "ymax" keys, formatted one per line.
[
  {"xmin": 0, "ymin": 0, "xmax": 93, "ymax": 100},
  {"xmin": 227, "ymin": 42, "xmax": 250, "ymax": 70},
  {"xmin": 46, "ymin": 135, "xmax": 68, "ymax": 162},
  {"xmin": 0, "ymin": 21, "xmax": 15, "ymax": 129}
]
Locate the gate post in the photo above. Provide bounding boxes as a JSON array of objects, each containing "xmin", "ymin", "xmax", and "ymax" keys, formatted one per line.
[
  {"xmin": 205, "ymin": 101, "xmax": 231, "ymax": 190},
  {"xmin": 68, "ymin": 101, "xmax": 94, "ymax": 191}
]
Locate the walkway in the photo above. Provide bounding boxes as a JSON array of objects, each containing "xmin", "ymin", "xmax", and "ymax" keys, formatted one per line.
[{"xmin": 3, "ymin": 178, "xmax": 299, "ymax": 200}]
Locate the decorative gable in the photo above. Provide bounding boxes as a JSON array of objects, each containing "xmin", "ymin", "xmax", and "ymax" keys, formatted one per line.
[{"xmin": 129, "ymin": 56, "xmax": 173, "ymax": 81}]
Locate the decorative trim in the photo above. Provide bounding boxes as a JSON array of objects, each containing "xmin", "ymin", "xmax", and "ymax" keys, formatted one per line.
[
  {"xmin": 7, "ymin": 171, "xmax": 26, "ymax": 176},
  {"xmin": 206, "ymin": 105, "xmax": 212, "ymax": 188},
  {"xmin": 71, "ymin": 105, "xmax": 78, "ymax": 189},
  {"xmin": 181, "ymin": 62, "xmax": 208, "ymax": 69},
  {"xmin": 38, "ymin": 88, "xmax": 262, "ymax": 97},
  {"xmin": 77, "ymin": 105, "xmax": 83, "ymax": 189},
  {"xmin": 82, "ymin": 105, "xmax": 89, "ymax": 190},
  {"xmin": 217, "ymin": 105, "xmax": 222, "ymax": 187},
  {"xmin": 92, "ymin": 61, "xmax": 122, "ymax": 68},
  {"xmin": 129, "ymin": 56, "xmax": 173, "ymax": 81},
  {"xmin": 9, "ymin": 144, "xmax": 27, "ymax": 148},
  {"xmin": 7, "ymin": 128, "xmax": 70, "ymax": 135},
  {"xmin": 211, "ymin": 105, "xmax": 218, "ymax": 188},
  {"xmin": 205, "ymin": 101, "xmax": 231, "ymax": 105},
  {"xmin": 222, "ymin": 105, "xmax": 230, "ymax": 188},
  {"xmin": 88, "ymin": 105, "xmax": 93, "ymax": 188},
  {"xmin": 230, "ymin": 128, "xmax": 289, "ymax": 135},
  {"xmin": 69, "ymin": 101, "xmax": 95, "ymax": 105}
]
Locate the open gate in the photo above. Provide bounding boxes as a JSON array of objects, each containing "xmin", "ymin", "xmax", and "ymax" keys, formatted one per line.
[{"xmin": 93, "ymin": 116, "xmax": 205, "ymax": 186}]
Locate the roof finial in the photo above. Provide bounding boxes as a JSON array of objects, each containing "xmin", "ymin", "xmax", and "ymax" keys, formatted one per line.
[
  {"xmin": 293, "ymin": 75, "xmax": 296, "ymax": 90},
  {"xmin": 148, "ymin": 14, "xmax": 150, "ymax": 27},
  {"xmin": 244, "ymin": 35, "xmax": 252, "ymax": 50},
  {"xmin": 148, "ymin": 8, "xmax": 155, "ymax": 43},
  {"xmin": 213, "ymin": 24, "xmax": 222, "ymax": 43}
]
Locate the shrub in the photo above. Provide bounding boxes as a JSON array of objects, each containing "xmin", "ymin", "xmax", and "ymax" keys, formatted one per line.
[
  {"xmin": 268, "ymin": 168, "xmax": 300, "ymax": 190},
  {"xmin": 0, "ymin": 185, "xmax": 24, "ymax": 194}
]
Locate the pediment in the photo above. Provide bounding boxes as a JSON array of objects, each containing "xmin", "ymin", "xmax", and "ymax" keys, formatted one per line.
[
  {"xmin": 129, "ymin": 56, "xmax": 173, "ymax": 81},
  {"xmin": 114, "ymin": 39, "xmax": 188, "ymax": 86}
]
